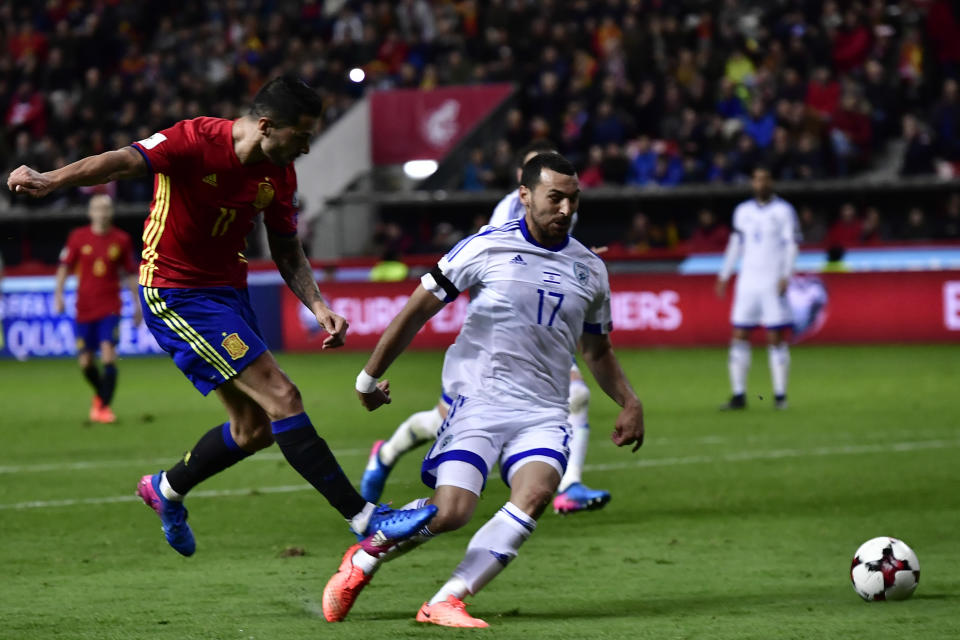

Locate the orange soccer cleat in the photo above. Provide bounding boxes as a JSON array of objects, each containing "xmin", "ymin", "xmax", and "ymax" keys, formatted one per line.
[
  {"xmin": 89, "ymin": 396, "xmax": 103, "ymax": 422},
  {"xmin": 415, "ymin": 595, "xmax": 489, "ymax": 628},
  {"xmin": 95, "ymin": 404, "xmax": 117, "ymax": 424},
  {"xmin": 322, "ymin": 544, "xmax": 372, "ymax": 622}
]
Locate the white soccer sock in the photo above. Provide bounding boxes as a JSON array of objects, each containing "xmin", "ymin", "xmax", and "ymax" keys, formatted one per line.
[
  {"xmin": 431, "ymin": 502, "xmax": 535, "ymax": 603},
  {"xmin": 559, "ymin": 410, "xmax": 589, "ymax": 492},
  {"xmin": 428, "ymin": 576, "xmax": 470, "ymax": 606},
  {"xmin": 379, "ymin": 407, "xmax": 443, "ymax": 467},
  {"xmin": 728, "ymin": 339, "xmax": 752, "ymax": 395},
  {"xmin": 159, "ymin": 471, "xmax": 184, "ymax": 501},
  {"xmin": 348, "ymin": 502, "xmax": 376, "ymax": 535},
  {"xmin": 768, "ymin": 343, "xmax": 790, "ymax": 396},
  {"xmin": 353, "ymin": 498, "xmax": 435, "ymax": 575}
]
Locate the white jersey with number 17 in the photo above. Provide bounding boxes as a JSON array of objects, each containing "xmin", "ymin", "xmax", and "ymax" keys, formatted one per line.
[{"xmin": 423, "ymin": 219, "xmax": 611, "ymax": 412}]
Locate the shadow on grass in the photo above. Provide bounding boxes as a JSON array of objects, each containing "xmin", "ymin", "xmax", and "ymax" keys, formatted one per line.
[{"xmin": 341, "ymin": 590, "xmax": 834, "ymax": 623}]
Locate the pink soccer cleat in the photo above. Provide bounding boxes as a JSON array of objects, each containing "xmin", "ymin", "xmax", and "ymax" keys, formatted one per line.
[{"xmin": 552, "ymin": 482, "xmax": 611, "ymax": 515}]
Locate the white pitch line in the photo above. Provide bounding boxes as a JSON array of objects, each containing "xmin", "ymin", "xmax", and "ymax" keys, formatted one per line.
[
  {"xmin": 0, "ymin": 449, "xmax": 368, "ymax": 474},
  {"xmin": 0, "ymin": 436, "xmax": 736, "ymax": 475},
  {"xmin": 585, "ymin": 438, "xmax": 960, "ymax": 472},
  {"xmin": 0, "ymin": 483, "xmax": 313, "ymax": 510},
  {"xmin": 1, "ymin": 438, "xmax": 957, "ymax": 511}
]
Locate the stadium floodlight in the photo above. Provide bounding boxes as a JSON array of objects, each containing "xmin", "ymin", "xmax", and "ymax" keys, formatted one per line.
[
  {"xmin": 403, "ymin": 159, "xmax": 438, "ymax": 180},
  {"xmin": 349, "ymin": 68, "xmax": 365, "ymax": 83}
]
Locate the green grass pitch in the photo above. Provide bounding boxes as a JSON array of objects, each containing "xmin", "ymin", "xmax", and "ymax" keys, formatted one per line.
[{"xmin": 1, "ymin": 344, "xmax": 958, "ymax": 639}]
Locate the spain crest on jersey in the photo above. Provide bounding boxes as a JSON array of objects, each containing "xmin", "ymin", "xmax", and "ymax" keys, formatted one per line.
[
  {"xmin": 108, "ymin": 244, "xmax": 120, "ymax": 260},
  {"xmin": 221, "ymin": 332, "xmax": 249, "ymax": 360},
  {"xmin": 253, "ymin": 181, "xmax": 275, "ymax": 210},
  {"xmin": 573, "ymin": 262, "xmax": 589, "ymax": 285}
]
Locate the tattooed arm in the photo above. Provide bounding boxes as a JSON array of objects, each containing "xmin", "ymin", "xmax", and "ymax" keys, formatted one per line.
[{"xmin": 268, "ymin": 232, "xmax": 348, "ymax": 349}]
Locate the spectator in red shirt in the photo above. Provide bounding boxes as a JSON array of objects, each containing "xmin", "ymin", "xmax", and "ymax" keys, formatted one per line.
[
  {"xmin": 859, "ymin": 206, "xmax": 886, "ymax": 245},
  {"xmin": 688, "ymin": 208, "xmax": 730, "ymax": 252},
  {"xmin": 5, "ymin": 82, "xmax": 47, "ymax": 138},
  {"xmin": 7, "ymin": 22, "xmax": 49, "ymax": 62},
  {"xmin": 805, "ymin": 67, "xmax": 840, "ymax": 123},
  {"xmin": 54, "ymin": 194, "xmax": 140, "ymax": 423},
  {"xmin": 578, "ymin": 145, "xmax": 605, "ymax": 188},
  {"xmin": 832, "ymin": 9, "xmax": 872, "ymax": 73},
  {"xmin": 826, "ymin": 202, "xmax": 862, "ymax": 249},
  {"xmin": 830, "ymin": 93, "xmax": 873, "ymax": 175},
  {"xmin": 925, "ymin": 0, "xmax": 960, "ymax": 78}
]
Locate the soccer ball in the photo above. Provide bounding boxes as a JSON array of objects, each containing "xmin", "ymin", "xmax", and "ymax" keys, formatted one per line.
[{"xmin": 850, "ymin": 537, "xmax": 920, "ymax": 601}]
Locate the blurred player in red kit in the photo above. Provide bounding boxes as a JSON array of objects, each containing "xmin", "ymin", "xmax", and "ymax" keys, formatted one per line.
[{"xmin": 55, "ymin": 194, "xmax": 140, "ymax": 423}]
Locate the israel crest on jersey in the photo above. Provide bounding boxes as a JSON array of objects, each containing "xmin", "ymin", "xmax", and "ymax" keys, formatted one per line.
[
  {"xmin": 573, "ymin": 262, "xmax": 589, "ymax": 285},
  {"xmin": 438, "ymin": 434, "xmax": 453, "ymax": 451}
]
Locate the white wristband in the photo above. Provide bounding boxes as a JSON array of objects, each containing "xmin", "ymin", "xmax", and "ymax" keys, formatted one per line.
[{"xmin": 356, "ymin": 370, "xmax": 378, "ymax": 393}]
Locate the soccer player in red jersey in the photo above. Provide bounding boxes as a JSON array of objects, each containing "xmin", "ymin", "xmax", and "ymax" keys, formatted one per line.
[
  {"xmin": 7, "ymin": 76, "xmax": 435, "ymax": 558},
  {"xmin": 55, "ymin": 194, "xmax": 140, "ymax": 423}
]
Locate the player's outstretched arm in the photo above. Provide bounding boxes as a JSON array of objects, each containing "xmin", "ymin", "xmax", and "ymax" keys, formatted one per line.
[
  {"xmin": 356, "ymin": 285, "xmax": 445, "ymax": 411},
  {"xmin": 6, "ymin": 147, "xmax": 147, "ymax": 198},
  {"xmin": 268, "ymin": 232, "xmax": 347, "ymax": 349},
  {"xmin": 580, "ymin": 332, "xmax": 645, "ymax": 452}
]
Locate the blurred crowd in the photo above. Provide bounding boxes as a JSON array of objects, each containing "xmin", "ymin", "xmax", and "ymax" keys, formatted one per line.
[
  {"xmin": 457, "ymin": 0, "xmax": 960, "ymax": 189},
  {"xmin": 368, "ymin": 191, "xmax": 960, "ymax": 260},
  {"xmin": 5, "ymin": 1, "xmax": 960, "ymax": 203},
  {"xmin": 4, "ymin": 0, "xmax": 960, "ymax": 265}
]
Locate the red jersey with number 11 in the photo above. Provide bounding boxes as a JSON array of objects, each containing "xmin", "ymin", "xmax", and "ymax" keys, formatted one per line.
[{"xmin": 131, "ymin": 117, "xmax": 299, "ymax": 289}]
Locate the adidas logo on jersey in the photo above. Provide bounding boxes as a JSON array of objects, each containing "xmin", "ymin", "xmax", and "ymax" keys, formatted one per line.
[
  {"xmin": 202, "ymin": 174, "xmax": 218, "ymax": 187},
  {"xmin": 509, "ymin": 254, "xmax": 527, "ymax": 265}
]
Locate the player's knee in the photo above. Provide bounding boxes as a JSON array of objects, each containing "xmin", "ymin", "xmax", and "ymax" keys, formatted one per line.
[
  {"xmin": 264, "ymin": 378, "xmax": 303, "ymax": 419},
  {"xmin": 511, "ymin": 483, "xmax": 555, "ymax": 515},
  {"xmin": 568, "ymin": 380, "xmax": 590, "ymax": 414},
  {"xmin": 238, "ymin": 424, "xmax": 274, "ymax": 450},
  {"xmin": 78, "ymin": 352, "xmax": 93, "ymax": 368}
]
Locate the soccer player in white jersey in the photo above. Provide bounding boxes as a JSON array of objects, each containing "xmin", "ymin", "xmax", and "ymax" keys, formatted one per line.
[
  {"xmin": 323, "ymin": 153, "xmax": 645, "ymax": 628},
  {"xmin": 361, "ymin": 140, "xmax": 611, "ymax": 514},
  {"xmin": 715, "ymin": 166, "xmax": 800, "ymax": 410}
]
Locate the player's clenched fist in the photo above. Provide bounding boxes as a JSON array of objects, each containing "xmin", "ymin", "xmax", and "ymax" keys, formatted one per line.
[
  {"xmin": 357, "ymin": 379, "xmax": 391, "ymax": 411},
  {"xmin": 7, "ymin": 165, "xmax": 55, "ymax": 198}
]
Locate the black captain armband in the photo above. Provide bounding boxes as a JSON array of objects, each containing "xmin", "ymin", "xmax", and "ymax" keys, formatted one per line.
[{"xmin": 429, "ymin": 265, "xmax": 460, "ymax": 303}]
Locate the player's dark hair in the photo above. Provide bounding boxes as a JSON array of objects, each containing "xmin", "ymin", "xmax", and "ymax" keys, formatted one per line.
[
  {"xmin": 520, "ymin": 152, "xmax": 576, "ymax": 191},
  {"xmin": 250, "ymin": 75, "xmax": 324, "ymax": 126},
  {"xmin": 515, "ymin": 139, "xmax": 557, "ymax": 168}
]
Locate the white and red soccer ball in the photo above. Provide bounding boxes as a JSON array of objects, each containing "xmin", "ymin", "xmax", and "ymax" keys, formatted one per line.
[{"xmin": 850, "ymin": 537, "xmax": 920, "ymax": 601}]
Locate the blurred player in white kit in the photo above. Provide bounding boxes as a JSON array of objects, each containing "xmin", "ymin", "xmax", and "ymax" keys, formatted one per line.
[{"xmin": 715, "ymin": 166, "xmax": 800, "ymax": 410}]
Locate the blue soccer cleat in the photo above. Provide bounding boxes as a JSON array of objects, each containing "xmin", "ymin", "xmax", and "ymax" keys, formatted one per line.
[
  {"xmin": 360, "ymin": 440, "xmax": 394, "ymax": 503},
  {"xmin": 553, "ymin": 482, "xmax": 612, "ymax": 515},
  {"xmin": 136, "ymin": 472, "xmax": 196, "ymax": 556},
  {"xmin": 355, "ymin": 503, "xmax": 438, "ymax": 554}
]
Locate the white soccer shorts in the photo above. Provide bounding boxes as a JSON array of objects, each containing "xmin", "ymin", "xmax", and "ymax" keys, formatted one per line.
[
  {"xmin": 730, "ymin": 282, "xmax": 793, "ymax": 329},
  {"xmin": 421, "ymin": 395, "xmax": 571, "ymax": 496}
]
